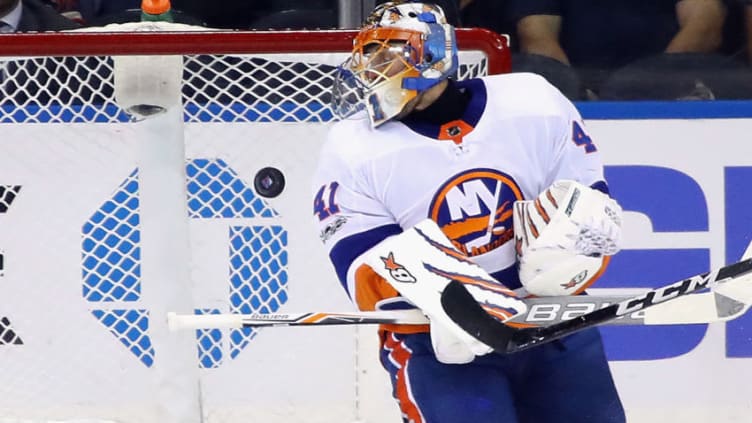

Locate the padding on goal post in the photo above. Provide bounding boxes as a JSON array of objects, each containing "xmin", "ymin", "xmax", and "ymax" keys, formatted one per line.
[{"xmin": 0, "ymin": 22, "xmax": 509, "ymax": 423}]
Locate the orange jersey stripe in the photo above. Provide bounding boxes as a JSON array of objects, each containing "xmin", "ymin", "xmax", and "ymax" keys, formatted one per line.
[{"xmin": 383, "ymin": 333, "xmax": 424, "ymax": 423}]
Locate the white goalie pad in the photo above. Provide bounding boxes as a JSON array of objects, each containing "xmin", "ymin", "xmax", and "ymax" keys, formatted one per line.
[
  {"xmin": 513, "ymin": 180, "xmax": 623, "ymax": 296},
  {"xmin": 361, "ymin": 219, "xmax": 527, "ymax": 363}
]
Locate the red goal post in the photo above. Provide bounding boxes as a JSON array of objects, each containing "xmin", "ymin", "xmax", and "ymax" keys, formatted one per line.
[{"xmin": 0, "ymin": 26, "xmax": 509, "ymax": 423}]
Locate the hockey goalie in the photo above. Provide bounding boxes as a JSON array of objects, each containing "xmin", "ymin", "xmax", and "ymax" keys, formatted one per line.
[{"xmin": 311, "ymin": 1, "xmax": 626, "ymax": 422}]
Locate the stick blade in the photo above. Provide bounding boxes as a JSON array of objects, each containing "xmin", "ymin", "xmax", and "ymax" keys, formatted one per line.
[{"xmin": 440, "ymin": 280, "xmax": 518, "ymax": 353}]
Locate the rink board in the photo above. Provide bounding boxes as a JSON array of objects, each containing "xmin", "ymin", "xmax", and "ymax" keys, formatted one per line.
[{"xmin": 0, "ymin": 100, "xmax": 751, "ymax": 422}]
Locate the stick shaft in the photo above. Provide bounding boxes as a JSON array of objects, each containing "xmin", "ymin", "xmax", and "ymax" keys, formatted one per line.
[{"xmin": 167, "ymin": 310, "xmax": 428, "ymax": 329}]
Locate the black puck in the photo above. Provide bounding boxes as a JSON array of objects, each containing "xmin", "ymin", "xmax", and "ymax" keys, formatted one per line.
[{"xmin": 254, "ymin": 167, "xmax": 286, "ymax": 198}]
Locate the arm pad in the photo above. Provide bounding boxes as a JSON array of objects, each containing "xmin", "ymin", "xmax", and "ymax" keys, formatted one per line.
[{"xmin": 359, "ymin": 219, "xmax": 528, "ymax": 363}]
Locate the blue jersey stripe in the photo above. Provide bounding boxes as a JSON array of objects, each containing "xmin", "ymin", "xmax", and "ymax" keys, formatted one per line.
[{"xmin": 591, "ymin": 180, "xmax": 610, "ymax": 195}]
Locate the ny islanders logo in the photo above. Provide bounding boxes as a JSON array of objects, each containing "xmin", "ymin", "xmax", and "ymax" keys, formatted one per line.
[{"xmin": 429, "ymin": 169, "xmax": 523, "ymax": 256}]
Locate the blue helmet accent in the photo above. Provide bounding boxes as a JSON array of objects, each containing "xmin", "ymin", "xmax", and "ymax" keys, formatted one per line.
[
  {"xmin": 417, "ymin": 11, "xmax": 437, "ymax": 24},
  {"xmin": 402, "ymin": 20, "xmax": 458, "ymax": 92}
]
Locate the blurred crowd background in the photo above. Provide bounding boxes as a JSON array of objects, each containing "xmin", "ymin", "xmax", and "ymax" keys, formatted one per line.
[{"xmin": 2, "ymin": 0, "xmax": 752, "ymax": 101}]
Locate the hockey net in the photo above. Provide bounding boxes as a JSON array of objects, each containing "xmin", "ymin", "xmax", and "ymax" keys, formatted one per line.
[{"xmin": 0, "ymin": 22, "xmax": 509, "ymax": 423}]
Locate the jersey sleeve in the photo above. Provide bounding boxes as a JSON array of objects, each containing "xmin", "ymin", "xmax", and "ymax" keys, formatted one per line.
[
  {"xmin": 311, "ymin": 132, "xmax": 403, "ymax": 306},
  {"xmin": 538, "ymin": 84, "xmax": 614, "ymax": 290},
  {"xmin": 544, "ymin": 85, "xmax": 608, "ymax": 193}
]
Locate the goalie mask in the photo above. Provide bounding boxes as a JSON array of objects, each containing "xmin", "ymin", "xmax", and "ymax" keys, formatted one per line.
[{"xmin": 332, "ymin": 1, "xmax": 458, "ymax": 127}]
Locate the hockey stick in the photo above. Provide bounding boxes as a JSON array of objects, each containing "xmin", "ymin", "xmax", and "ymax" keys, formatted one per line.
[
  {"xmin": 168, "ymin": 263, "xmax": 752, "ymax": 330},
  {"xmin": 167, "ymin": 310, "xmax": 429, "ymax": 330},
  {"xmin": 441, "ymin": 256, "xmax": 752, "ymax": 354}
]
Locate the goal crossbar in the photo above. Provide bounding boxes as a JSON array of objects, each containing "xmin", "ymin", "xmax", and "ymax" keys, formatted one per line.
[{"xmin": 0, "ymin": 28, "xmax": 511, "ymax": 74}]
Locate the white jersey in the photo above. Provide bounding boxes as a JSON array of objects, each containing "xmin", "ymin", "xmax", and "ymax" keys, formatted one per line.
[{"xmin": 312, "ymin": 73, "xmax": 606, "ymax": 317}]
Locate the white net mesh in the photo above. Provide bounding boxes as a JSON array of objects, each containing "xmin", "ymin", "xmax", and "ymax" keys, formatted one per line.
[
  {"xmin": 1, "ymin": 53, "xmax": 489, "ymax": 124},
  {"xmin": 0, "ymin": 22, "xmax": 507, "ymax": 423},
  {"xmin": 1, "ymin": 26, "xmax": 491, "ymax": 124}
]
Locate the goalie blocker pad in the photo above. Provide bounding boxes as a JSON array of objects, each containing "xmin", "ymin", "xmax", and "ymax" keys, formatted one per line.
[{"xmin": 360, "ymin": 218, "xmax": 527, "ymax": 363}]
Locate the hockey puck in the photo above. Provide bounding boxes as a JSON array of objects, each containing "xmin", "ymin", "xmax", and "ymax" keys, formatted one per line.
[
  {"xmin": 127, "ymin": 104, "xmax": 166, "ymax": 117},
  {"xmin": 254, "ymin": 167, "xmax": 286, "ymax": 198}
]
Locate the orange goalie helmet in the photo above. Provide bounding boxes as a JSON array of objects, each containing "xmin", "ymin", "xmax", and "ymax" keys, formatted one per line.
[{"xmin": 332, "ymin": 1, "xmax": 458, "ymax": 127}]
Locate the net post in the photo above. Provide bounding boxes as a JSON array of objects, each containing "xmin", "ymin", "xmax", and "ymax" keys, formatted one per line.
[{"xmin": 118, "ymin": 54, "xmax": 202, "ymax": 423}]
